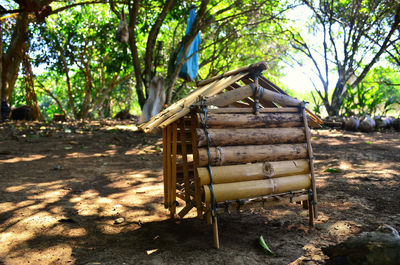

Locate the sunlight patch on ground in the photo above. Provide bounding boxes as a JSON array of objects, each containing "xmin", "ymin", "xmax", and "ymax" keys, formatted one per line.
[
  {"xmin": 5, "ymin": 244, "xmax": 74, "ymax": 265},
  {"xmin": 0, "ymin": 154, "xmax": 46, "ymax": 164}
]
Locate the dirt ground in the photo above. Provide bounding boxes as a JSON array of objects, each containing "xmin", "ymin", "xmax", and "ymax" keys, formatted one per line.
[{"xmin": 0, "ymin": 120, "xmax": 399, "ymax": 265}]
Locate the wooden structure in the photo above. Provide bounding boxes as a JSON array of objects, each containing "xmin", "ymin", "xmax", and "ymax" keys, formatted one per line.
[{"xmin": 139, "ymin": 62, "xmax": 322, "ymax": 248}]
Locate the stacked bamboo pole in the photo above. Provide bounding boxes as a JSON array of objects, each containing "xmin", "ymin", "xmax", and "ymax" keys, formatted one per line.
[
  {"xmin": 198, "ymin": 159, "xmax": 310, "ymax": 185},
  {"xmin": 197, "ymin": 128, "xmax": 306, "ymax": 147},
  {"xmin": 203, "ymin": 174, "xmax": 311, "ymax": 203}
]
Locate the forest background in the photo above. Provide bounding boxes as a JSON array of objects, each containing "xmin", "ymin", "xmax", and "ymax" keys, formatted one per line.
[{"xmin": 1, "ymin": 0, "xmax": 399, "ymax": 121}]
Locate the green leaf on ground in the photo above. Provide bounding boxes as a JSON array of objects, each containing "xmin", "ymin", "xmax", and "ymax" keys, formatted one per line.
[
  {"xmin": 259, "ymin": 235, "xmax": 275, "ymax": 256},
  {"xmin": 324, "ymin": 168, "xmax": 342, "ymax": 173}
]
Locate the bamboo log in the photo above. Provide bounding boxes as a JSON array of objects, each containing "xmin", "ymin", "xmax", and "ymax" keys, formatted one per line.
[
  {"xmin": 202, "ymin": 113, "xmax": 303, "ymax": 128},
  {"xmin": 197, "ymin": 127, "xmax": 306, "ymax": 147},
  {"xmin": 198, "ymin": 144, "xmax": 308, "ymax": 166},
  {"xmin": 204, "ymin": 174, "xmax": 311, "ymax": 202},
  {"xmin": 198, "ymin": 159, "xmax": 310, "ymax": 185},
  {"xmin": 203, "ymin": 83, "xmax": 300, "ymax": 108},
  {"xmin": 196, "ymin": 62, "xmax": 267, "ymax": 87},
  {"xmin": 216, "ymin": 193, "xmax": 309, "ymax": 213},
  {"xmin": 208, "ymin": 107, "xmax": 299, "ymax": 114}
]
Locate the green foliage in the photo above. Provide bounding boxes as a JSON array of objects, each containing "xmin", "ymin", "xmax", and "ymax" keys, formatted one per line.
[{"xmin": 341, "ymin": 83, "xmax": 398, "ymax": 117}]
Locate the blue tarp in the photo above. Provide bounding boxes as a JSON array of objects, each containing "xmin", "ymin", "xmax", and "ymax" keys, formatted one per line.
[{"xmin": 177, "ymin": 7, "xmax": 201, "ymax": 82}]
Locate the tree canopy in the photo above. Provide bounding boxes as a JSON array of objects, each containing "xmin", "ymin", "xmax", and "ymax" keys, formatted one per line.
[{"xmin": 1, "ymin": 0, "xmax": 399, "ymax": 120}]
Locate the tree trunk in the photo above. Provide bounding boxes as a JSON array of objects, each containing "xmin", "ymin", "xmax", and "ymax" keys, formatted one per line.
[
  {"xmin": 1, "ymin": 13, "xmax": 29, "ymax": 103},
  {"xmin": 22, "ymin": 49, "xmax": 42, "ymax": 121}
]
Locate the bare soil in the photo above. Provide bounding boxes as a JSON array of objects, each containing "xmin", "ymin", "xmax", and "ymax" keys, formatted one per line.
[{"xmin": 0, "ymin": 121, "xmax": 399, "ymax": 265}]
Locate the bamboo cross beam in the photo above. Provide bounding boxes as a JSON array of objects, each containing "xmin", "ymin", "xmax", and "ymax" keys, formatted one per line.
[
  {"xmin": 202, "ymin": 83, "xmax": 301, "ymax": 108},
  {"xmin": 196, "ymin": 62, "xmax": 267, "ymax": 87}
]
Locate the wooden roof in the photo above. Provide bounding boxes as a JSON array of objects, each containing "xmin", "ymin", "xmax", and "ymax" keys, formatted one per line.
[{"xmin": 139, "ymin": 62, "xmax": 322, "ymax": 133}]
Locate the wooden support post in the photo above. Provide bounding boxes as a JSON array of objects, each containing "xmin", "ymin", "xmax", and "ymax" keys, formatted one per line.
[
  {"xmin": 162, "ymin": 127, "xmax": 168, "ymax": 208},
  {"xmin": 301, "ymin": 102, "xmax": 318, "ymax": 220},
  {"xmin": 166, "ymin": 125, "xmax": 172, "ymax": 213},
  {"xmin": 170, "ymin": 122, "xmax": 178, "ymax": 218},
  {"xmin": 179, "ymin": 119, "xmax": 191, "ymax": 203},
  {"xmin": 178, "ymin": 202, "xmax": 194, "ymax": 219},
  {"xmin": 190, "ymin": 112, "xmax": 203, "ymax": 218},
  {"xmin": 213, "ymin": 216, "xmax": 220, "ymax": 249}
]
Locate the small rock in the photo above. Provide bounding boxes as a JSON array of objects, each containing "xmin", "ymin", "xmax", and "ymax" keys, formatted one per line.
[{"xmin": 114, "ymin": 217, "xmax": 125, "ymax": 224}]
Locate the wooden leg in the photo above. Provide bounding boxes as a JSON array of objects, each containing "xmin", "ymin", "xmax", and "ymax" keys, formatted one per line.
[
  {"xmin": 308, "ymin": 198, "xmax": 314, "ymax": 227},
  {"xmin": 302, "ymin": 200, "xmax": 309, "ymax": 209},
  {"xmin": 212, "ymin": 216, "xmax": 220, "ymax": 249}
]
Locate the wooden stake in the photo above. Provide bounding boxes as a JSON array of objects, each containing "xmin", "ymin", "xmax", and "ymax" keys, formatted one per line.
[
  {"xmin": 213, "ymin": 216, "xmax": 220, "ymax": 249},
  {"xmin": 301, "ymin": 102, "xmax": 318, "ymax": 219},
  {"xmin": 191, "ymin": 112, "xmax": 203, "ymax": 218}
]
